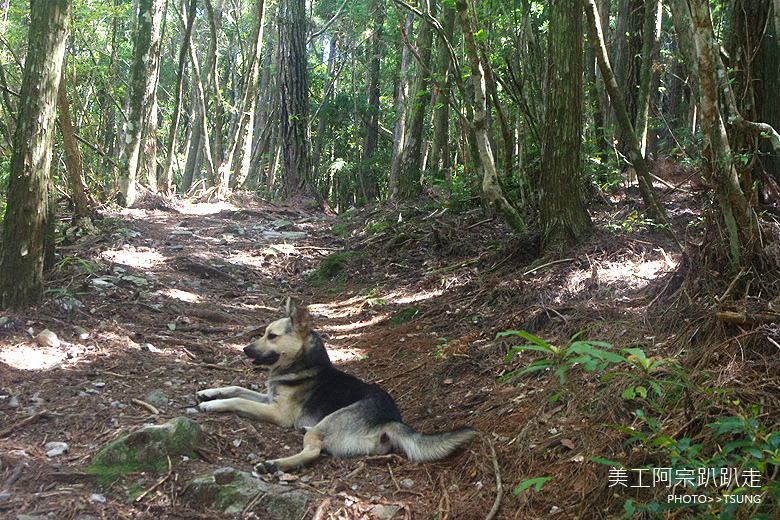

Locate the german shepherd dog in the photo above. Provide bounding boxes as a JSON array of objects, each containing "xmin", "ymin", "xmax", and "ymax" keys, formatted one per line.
[{"xmin": 197, "ymin": 304, "xmax": 478, "ymax": 473}]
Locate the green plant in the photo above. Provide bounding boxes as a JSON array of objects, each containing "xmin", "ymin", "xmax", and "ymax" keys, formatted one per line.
[
  {"xmin": 497, "ymin": 329, "xmax": 624, "ymax": 385},
  {"xmin": 601, "ymin": 348, "xmax": 688, "ymax": 410},
  {"xmin": 310, "ymin": 251, "xmax": 358, "ymax": 285}
]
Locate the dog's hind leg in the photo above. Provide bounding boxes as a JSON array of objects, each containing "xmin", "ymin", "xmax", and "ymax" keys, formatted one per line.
[{"xmin": 256, "ymin": 428, "xmax": 324, "ymax": 473}]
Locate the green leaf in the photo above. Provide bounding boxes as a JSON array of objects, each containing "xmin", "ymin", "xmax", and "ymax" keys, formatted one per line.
[
  {"xmin": 589, "ymin": 456, "xmax": 622, "ymax": 466},
  {"xmin": 514, "ymin": 476, "xmax": 553, "ymax": 494}
]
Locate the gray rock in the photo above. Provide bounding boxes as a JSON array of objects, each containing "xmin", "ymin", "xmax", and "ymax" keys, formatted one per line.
[
  {"xmin": 372, "ymin": 505, "xmax": 402, "ymax": 519},
  {"xmin": 89, "ymin": 417, "xmax": 203, "ymax": 476},
  {"xmin": 44, "ymin": 442, "xmax": 69, "ymax": 457},
  {"xmin": 183, "ymin": 467, "xmax": 307, "ymax": 518},
  {"xmin": 144, "ymin": 389, "xmax": 169, "ymax": 407}
]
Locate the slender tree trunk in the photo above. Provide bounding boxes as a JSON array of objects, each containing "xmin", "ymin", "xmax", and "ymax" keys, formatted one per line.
[
  {"xmin": 540, "ymin": 0, "xmax": 593, "ymax": 253},
  {"xmin": 635, "ymin": 0, "xmax": 661, "ymax": 157},
  {"xmin": 359, "ymin": 0, "xmax": 385, "ymax": 202},
  {"xmin": 230, "ymin": 0, "xmax": 265, "ymax": 191},
  {"xmin": 313, "ymin": 35, "xmax": 338, "ymax": 176},
  {"xmin": 456, "ymin": 0, "xmax": 525, "ymax": 232},
  {"xmin": 221, "ymin": 0, "xmax": 265, "ymax": 195},
  {"xmin": 583, "ymin": 0, "xmax": 671, "ymax": 229},
  {"xmin": 117, "ymin": 0, "xmax": 163, "ymax": 206},
  {"xmin": 397, "ymin": 11, "xmax": 434, "ymax": 199},
  {"xmin": 57, "ymin": 78, "xmax": 94, "ymax": 220},
  {"xmin": 0, "ymin": 0, "xmax": 71, "ymax": 309},
  {"xmin": 389, "ymin": 11, "xmax": 414, "ymax": 199},
  {"xmin": 161, "ymin": 0, "xmax": 197, "ymax": 194},
  {"xmin": 430, "ymin": 3, "xmax": 456, "ymax": 182},
  {"xmin": 278, "ymin": 0, "xmax": 313, "ymax": 198}
]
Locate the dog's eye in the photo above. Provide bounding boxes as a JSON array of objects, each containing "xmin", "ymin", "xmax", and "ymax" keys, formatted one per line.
[{"xmin": 267, "ymin": 333, "xmax": 278, "ymax": 340}]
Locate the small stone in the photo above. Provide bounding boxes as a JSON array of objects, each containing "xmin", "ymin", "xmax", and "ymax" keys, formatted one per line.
[
  {"xmin": 185, "ymin": 407, "xmax": 199, "ymax": 414},
  {"xmin": 372, "ymin": 505, "xmax": 402, "ymax": 519},
  {"xmin": 45, "ymin": 442, "xmax": 69, "ymax": 457},
  {"xmin": 400, "ymin": 478, "xmax": 414, "ymax": 488},
  {"xmin": 8, "ymin": 396, "xmax": 20, "ymax": 408},
  {"xmin": 73, "ymin": 326, "xmax": 90, "ymax": 340},
  {"xmin": 89, "ymin": 493, "xmax": 107, "ymax": 503},
  {"xmin": 144, "ymin": 389, "xmax": 169, "ymax": 407},
  {"xmin": 37, "ymin": 329, "xmax": 60, "ymax": 348},
  {"xmin": 91, "ymin": 382, "xmax": 106, "ymax": 388}
]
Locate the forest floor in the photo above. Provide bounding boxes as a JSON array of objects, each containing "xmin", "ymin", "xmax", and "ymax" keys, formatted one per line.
[{"xmin": 1, "ymin": 173, "xmax": 779, "ymax": 519}]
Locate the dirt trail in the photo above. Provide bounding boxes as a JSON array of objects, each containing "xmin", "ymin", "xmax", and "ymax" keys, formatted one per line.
[{"xmin": 2, "ymin": 199, "xmax": 530, "ymax": 519}]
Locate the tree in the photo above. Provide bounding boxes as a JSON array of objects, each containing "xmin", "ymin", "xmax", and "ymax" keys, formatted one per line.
[
  {"xmin": 278, "ymin": 0, "xmax": 313, "ymax": 198},
  {"xmin": 583, "ymin": 0, "xmax": 671, "ymax": 229},
  {"xmin": 0, "ymin": 0, "xmax": 71, "ymax": 309},
  {"xmin": 117, "ymin": 0, "xmax": 164, "ymax": 206},
  {"xmin": 539, "ymin": 0, "xmax": 593, "ymax": 253},
  {"xmin": 455, "ymin": 0, "xmax": 525, "ymax": 232}
]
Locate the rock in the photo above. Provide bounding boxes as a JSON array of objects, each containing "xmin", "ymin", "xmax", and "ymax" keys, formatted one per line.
[
  {"xmin": 36, "ymin": 329, "xmax": 60, "ymax": 348},
  {"xmin": 89, "ymin": 493, "xmax": 107, "ymax": 503},
  {"xmin": 270, "ymin": 219, "xmax": 292, "ymax": 230},
  {"xmin": 121, "ymin": 275, "xmax": 149, "ymax": 287},
  {"xmin": 183, "ymin": 467, "xmax": 307, "ymax": 518},
  {"xmin": 15, "ymin": 515, "xmax": 46, "ymax": 520},
  {"xmin": 73, "ymin": 325, "xmax": 90, "ymax": 340},
  {"xmin": 88, "ymin": 417, "xmax": 203, "ymax": 478},
  {"xmin": 372, "ymin": 505, "xmax": 402, "ymax": 519},
  {"xmin": 44, "ymin": 442, "xmax": 69, "ymax": 457},
  {"xmin": 143, "ymin": 389, "xmax": 169, "ymax": 407}
]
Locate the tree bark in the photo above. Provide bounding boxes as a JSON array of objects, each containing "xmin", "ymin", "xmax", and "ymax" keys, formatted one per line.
[
  {"xmin": 456, "ymin": 0, "xmax": 525, "ymax": 233},
  {"xmin": 57, "ymin": 77, "xmax": 94, "ymax": 220},
  {"xmin": 583, "ymin": 0, "xmax": 671, "ymax": 229},
  {"xmin": 278, "ymin": 0, "xmax": 313, "ymax": 198},
  {"xmin": 0, "ymin": 0, "xmax": 71, "ymax": 309},
  {"xmin": 540, "ymin": 0, "xmax": 593, "ymax": 253},
  {"xmin": 160, "ymin": 0, "xmax": 197, "ymax": 195},
  {"xmin": 388, "ymin": 11, "xmax": 414, "ymax": 199},
  {"xmin": 397, "ymin": 10, "xmax": 434, "ymax": 199},
  {"xmin": 117, "ymin": 0, "xmax": 163, "ymax": 206},
  {"xmin": 359, "ymin": 0, "xmax": 385, "ymax": 202},
  {"xmin": 430, "ymin": 3, "xmax": 456, "ymax": 182},
  {"xmin": 635, "ymin": 0, "xmax": 662, "ymax": 156}
]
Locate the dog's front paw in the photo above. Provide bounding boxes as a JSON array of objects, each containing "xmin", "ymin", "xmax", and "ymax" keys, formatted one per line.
[
  {"xmin": 198, "ymin": 400, "xmax": 227, "ymax": 413},
  {"xmin": 197, "ymin": 388, "xmax": 224, "ymax": 402},
  {"xmin": 254, "ymin": 461, "xmax": 278, "ymax": 474}
]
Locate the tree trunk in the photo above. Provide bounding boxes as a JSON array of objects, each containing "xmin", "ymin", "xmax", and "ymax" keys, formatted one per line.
[
  {"xmin": 397, "ymin": 11, "xmax": 434, "ymax": 199},
  {"xmin": 456, "ymin": 0, "xmax": 525, "ymax": 233},
  {"xmin": 635, "ymin": 0, "xmax": 661, "ymax": 157},
  {"xmin": 221, "ymin": 0, "xmax": 265, "ymax": 194},
  {"xmin": 359, "ymin": 0, "xmax": 385, "ymax": 202},
  {"xmin": 0, "ymin": 0, "xmax": 71, "ymax": 309},
  {"xmin": 57, "ymin": 77, "xmax": 94, "ymax": 220},
  {"xmin": 388, "ymin": 11, "xmax": 414, "ymax": 199},
  {"xmin": 540, "ymin": 0, "xmax": 593, "ymax": 253},
  {"xmin": 117, "ymin": 0, "xmax": 163, "ymax": 206},
  {"xmin": 278, "ymin": 0, "xmax": 313, "ymax": 198},
  {"xmin": 430, "ymin": 3, "xmax": 456, "ymax": 182},
  {"xmin": 583, "ymin": 0, "xmax": 671, "ymax": 229},
  {"xmin": 160, "ymin": 0, "xmax": 197, "ymax": 194}
]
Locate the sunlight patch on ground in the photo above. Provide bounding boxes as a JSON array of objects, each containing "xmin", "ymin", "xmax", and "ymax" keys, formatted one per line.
[
  {"xmin": 157, "ymin": 288, "xmax": 201, "ymax": 303},
  {"xmin": 567, "ymin": 255, "xmax": 677, "ymax": 292},
  {"xmin": 100, "ymin": 248, "xmax": 166, "ymax": 269},
  {"xmin": 326, "ymin": 314, "xmax": 388, "ymax": 332},
  {"xmin": 0, "ymin": 342, "xmax": 67, "ymax": 370},
  {"xmin": 385, "ymin": 287, "xmax": 444, "ymax": 304}
]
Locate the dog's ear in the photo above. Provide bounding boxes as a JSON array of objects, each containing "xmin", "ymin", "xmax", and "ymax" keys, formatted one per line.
[{"xmin": 290, "ymin": 306, "xmax": 311, "ymax": 336}]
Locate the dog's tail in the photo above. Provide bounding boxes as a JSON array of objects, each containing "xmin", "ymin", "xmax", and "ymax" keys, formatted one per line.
[{"xmin": 384, "ymin": 422, "xmax": 478, "ymax": 462}]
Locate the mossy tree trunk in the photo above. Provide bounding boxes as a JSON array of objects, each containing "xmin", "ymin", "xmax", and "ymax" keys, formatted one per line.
[{"xmin": 0, "ymin": 0, "xmax": 71, "ymax": 309}]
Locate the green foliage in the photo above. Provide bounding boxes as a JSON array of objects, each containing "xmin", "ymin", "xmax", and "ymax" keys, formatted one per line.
[
  {"xmin": 607, "ymin": 407, "xmax": 780, "ymax": 519},
  {"xmin": 310, "ymin": 251, "xmax": 358, "ymax": 285},
  {"xmin": 514, "ymin": 476, "xmax": 553, "ymax": 494},
  {"xmin": 387, "ymin": 307, "xmax": 419, "ymax": 325},
  {"xmin": 497, "ymin": 329, "xmax": 623, "ymax": 385}
]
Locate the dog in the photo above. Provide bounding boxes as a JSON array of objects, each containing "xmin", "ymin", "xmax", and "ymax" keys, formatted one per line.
[{"xmin": 197, "ymin": 304, "xmax": 478, "ymax": 473}]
